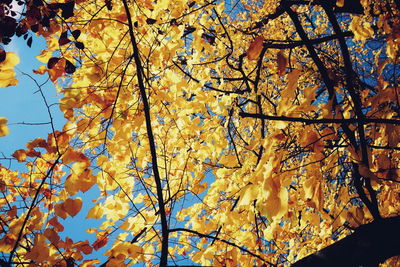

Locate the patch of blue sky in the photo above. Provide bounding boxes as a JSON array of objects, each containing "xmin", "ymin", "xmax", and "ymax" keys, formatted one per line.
[
  {"xmin": 0, "ymin": 36, "xmax": 65, "ymax": 158},
  {"xmin": 0, "ymin": 35, "xmax": 112, "ymax": 264}
]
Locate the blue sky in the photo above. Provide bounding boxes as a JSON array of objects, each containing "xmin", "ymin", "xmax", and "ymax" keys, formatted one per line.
[
  {"xmin": 0, "ymin": 36, "xmax": 65, "ymax": 157},
  {"xmin": 0, "ymin": 22, "xmax": 212, "ymax": 267},
  {"xmin": 0, "ymin": 36, "xmax": 109, "ymax": 263}
]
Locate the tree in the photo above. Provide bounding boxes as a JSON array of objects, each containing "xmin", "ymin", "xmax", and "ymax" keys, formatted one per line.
[{"xmin": 0, "ymin": 0, "xmax": 399, "ymax": 266}]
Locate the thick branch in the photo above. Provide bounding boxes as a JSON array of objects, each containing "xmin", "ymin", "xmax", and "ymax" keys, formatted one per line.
[
  {"xmin": 323, "ymin": 4, "xmax": 381, "ymax": 220},
  {"xmin": 239, "ymin": 112, "xmax": 400, "ymax": 125},
  {"xmin": 264, "ymin": 31, "xmax": 353, "ymax": 49},
  {"xmin": 121, "ymin": 0, "xmax": 169, "ymax": 265},
  {"xmin": 292, "ymin": 215, "xmax": 400, "ymax": 266}
]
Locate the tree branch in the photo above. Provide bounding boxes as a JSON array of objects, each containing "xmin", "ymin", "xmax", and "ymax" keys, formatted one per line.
[
  {"xmin": 292, "ymin": 215, "xmax": 400, "ymax": 266},
  {"xmin": 169, "ymin": 228, "xmax": 276, "ymax": 266},
  {"xmin": 239, "ymin": 112, "xmax": 400, "ymax": 125},
  {"xmin": 121, "ymin": 0, "xmax": 169, "ymax": 265}
]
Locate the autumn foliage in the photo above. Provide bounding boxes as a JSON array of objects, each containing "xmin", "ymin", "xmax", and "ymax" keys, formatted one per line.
[{"xmin": 0, "ymin": 0, "xmax": 400, "ymax": 266}]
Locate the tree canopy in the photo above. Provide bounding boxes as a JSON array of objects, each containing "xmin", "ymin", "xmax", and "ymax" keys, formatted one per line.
[{"xmin": 0, "ymin": 0, "xmax": 400, "ymax": 266}]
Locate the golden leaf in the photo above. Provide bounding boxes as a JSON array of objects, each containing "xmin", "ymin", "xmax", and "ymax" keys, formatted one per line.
[
  {"xmin": 0, "ymin": 52, "xmax": 19, "ymax": 87},
  {"xmin": 86, "ymin": 203, "xmax": 104, "ymax": 219},
  {"xmin": 0, "ymin": 117, "xmax": 9, "ymax": 137},
  {"xmin": 336, "ymin": 0, "xmax": 345, "ymax": 7}
]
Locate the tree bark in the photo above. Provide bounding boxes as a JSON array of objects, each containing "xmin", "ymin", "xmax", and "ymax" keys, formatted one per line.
[{"xmin": 292, "ymin": 216, "xmax": 400, "ymax": 267}]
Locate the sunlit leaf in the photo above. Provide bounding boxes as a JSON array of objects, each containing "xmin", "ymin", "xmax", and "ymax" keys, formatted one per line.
[{"xmin": 0, "ymin": 117, "xmax": 9, "ymax": 137}]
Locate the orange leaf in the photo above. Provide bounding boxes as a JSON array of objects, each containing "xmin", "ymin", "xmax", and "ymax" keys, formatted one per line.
[
  {"xmin": 33, "ymin": 58, "xmax": 66, "ymax": 82},
  {"xmin": 25, "ymin": 149, "xmax": 41, "ymax": 157},
  {"xmin": 62, "ymin": 148, "xmax": 89, "ymax": 165},
  {"xmin": 44, "ymin": 228, "xmax": 60, "ymax": 244},
  {"xmin": 54, "ymin": 203, "xmax": 68, "ymax": 219},
  {"xmin": 247, "ymin": 36, "xmax": 264, "ymax": 60},
  {"xmin": 12, "ymin": 149, "xmax": 26, "ymax": 162},
  {"xmin": 63, "ymin": 197, "xmax": 82, "ymax": 217},
  {"xmin": 74, "ymin": 240, "xmax": 93, "ymax": 255},
  {"xmin": 92, "ymin": 236, "xmax": 108, "ymax": 250},
  {"xmin": 277, "ymin": 51, "xmax": 287, "ymax": 76},
  {"xmin": 49, "ymin": 216, "xmax": 64, "ymax": 232},
  {"xmin": 26, "ymin": 138, "xmax": 47, "ymax": 150}
]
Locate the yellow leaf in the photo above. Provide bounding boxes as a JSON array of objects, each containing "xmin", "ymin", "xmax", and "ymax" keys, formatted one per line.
[
  {"xmin": 349, "ymin": 16, "xmax": 374, "ymax": 41},
  {"xmin": 36, "ymin": 49, "xmax": 52, "ymax": 63},
  {"xmin": 336, "ymin": 0, "xmax": 345, "ymax": 7},
  {"xmin": 86, "ymin": 203, "xmax": 104, "ymax": 219},
  {"xmin": 247, "ymin": 36, "xmax": 264, "ymax": 60},
  {"xmin": 0, "ymin": 52, "xmax": 19, "ymax": 87},
  {"xmin": 65, "ymin": 168, "xmax": 96, "ymax": 195},
  {"xmin": 0, "ymin": 117, "xmax": 9, "ymax": 137},
  {"xmin": 81, "ymin": 259, "xmax": 101, "ymax": 267},
  {"xmin": 238, "ymin": 184, "xmax": 259, "ymax": 207}
]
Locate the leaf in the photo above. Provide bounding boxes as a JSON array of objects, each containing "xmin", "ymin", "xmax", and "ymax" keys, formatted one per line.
[
  {"xmin": 47, "ymin": 57, "xmax": 60, "ymax": 69},
  {"xmin": 71, "ymin": 29, "xmax": 81, "ymax": 39},
  {"xmin": 247, "ymin": 36, "xmax": 264, "ymax": 60},
  {"xmin": 0, "ymin": 117, "xmax": 9, "ymax": 137},
  {"xmin": 36, "ymin": 49, "xmax": 53, "ymax": 63},
  {"xmin": 63, "ymin": 198, "xmax": 82, "ymax": 217},
  {"xmin": 74, "ymin": 241, "xmax": 93, "ymax": 255},
  {"xmin": 62, "ymin": 149, "xmax": 88, "ymax": 165},
  {"xmin": 92, "ymin": 236, "xmax": 108, "ymax": 251},
  {"xmin": 287, "ymin": 69, "xmax": 301, "ymax": 95},
  {"xmin": 26, "ymin": 137, "xmax": 47, "ymax": 149},
  {"xmin": 11, "ymin": 149, "xmax": 26, "ymax": 162},
  {"xmin": 74, "ymin": 41, "xmax": 84, "ymax": 50},
  {"xmin": 48, "ymin": 217, "xmax": 64, "ymax": 232},
  {"xmin": 44, "ymin": 228, "xmax": 60, "ymax": 244},
  {"xmin": 105, "ymin": 0, "xmax": 112, "ymax": 10},
  {"xmin": 65, "ymin": 59, "xmax": 76, "ymax": 74},
  {"xmin": 54, "ymin": 203, "xmax": 68, "ymax": 219},
  {"xmin": 86, "ymin": 204, "xmax": 104, "ymax": 219},
  {"xmin": 277, "ymin": 51, "xmax": 287, "ymax": 76},
  {"xmin": 182, "ymin": 26, "xmax": 196, "ymax": 37},
  {"xmin": 81, "ymin": 259, "xmax": 101, "ymax": 267},
  {"xmin": 336, "ymin": 0, "xmax": 345, "ymax": 8},
  {"xmin": 0, "ymin": 52, "xmax": 19, "ymax": 87},
  {"xmin": 0, "ymin": 48, "xmax": 5, "ymax": 63},
  {"xmin": 61, "ymin": 1, "xmax": 75, "ymax": 19},
  {"xmin": 146, "ymin": 18, "xmax": 157, "ymax": 24},
  {"xmin": 59, "ymin": 31, "xmax": 71, "ymax": 46},
  {"xmin": 27, "ymin": 36, "xmax": 33, "ymax": 47}
]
